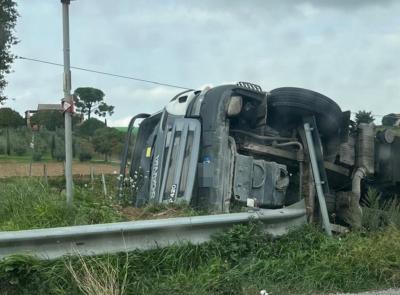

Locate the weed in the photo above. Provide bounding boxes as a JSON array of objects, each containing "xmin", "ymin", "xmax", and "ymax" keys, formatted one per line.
[
  {"xmin": 0, "ymin": 178, "xmax": 122, "ymax": 230},
  {"xmin": 362, "ymin": 188, "xmax": 400, "ymax": 231},
  {"xmin": 66, "ymin": 253, "xmax": 128, "ymax": 295},
  {"xmin": 0, "ymin": 180, "xmax": 399, "ymax": 294},
  {"xmin": 1, "ymin": 223, "xmax": 399, "ymax": 295}
]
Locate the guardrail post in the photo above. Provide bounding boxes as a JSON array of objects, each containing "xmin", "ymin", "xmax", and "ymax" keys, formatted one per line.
[{"xmin": 303, "ymin": 122, "xmax": 332, "ymax": 236}]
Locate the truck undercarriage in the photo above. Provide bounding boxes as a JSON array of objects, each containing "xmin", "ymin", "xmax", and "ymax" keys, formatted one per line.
[{"xmin": 119, "ymin": 82, "xmax": 400, "ymax": 233}]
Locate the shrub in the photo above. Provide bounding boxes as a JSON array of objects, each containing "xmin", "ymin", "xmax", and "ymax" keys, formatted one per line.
[
  {"xmin": 53, "ymin": 137, "xmax": 65, "ymax": 162},
  {"xmin": 50, "ymin": 135, "xmax": 56, "ymax": 159},
  {"xmin": 13, "ymin": 145, "xmax": 27, "ymax": 156},
  {"xmin": 32, "ymin": 152, "xmax": 42, "ymax": 162},
  {"xmin": 92, "ymin": 127, "xmax": 124, "ymax": 161},
  {"xmin": 12, "ymin": 137, "xmax": 28, "ymax": 156},
  {"xmin": 79, "ymin": 151, "xmax": 92, "ymax": 162},
  {"xmin": 362, "ymin": 188, "xmax": 400, "ymax": 231},
  {"xmin": 77, "ymin": 118, "xmax": 105, "ymax": 137},
  {"xmin": 0, "ymin": 108, "xmax": 25, "ymax": 128},
  {"xmin": 382, "ymin": 113, "xmax": 399, "ymax": 126},
  {"xmin": 30, "ymin": 110, "xmax": 63, "ymax": 131},
  {"xmin": 32, "ymin": 135, "xmax": 47, "ymax": 155},
  {"xmin": 53, "ymin": 149, "xmax": 65, "ymax": 162}
]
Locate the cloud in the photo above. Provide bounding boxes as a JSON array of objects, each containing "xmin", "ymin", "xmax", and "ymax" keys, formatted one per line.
[
  {"xmin": 4, "ymin": 0, "xmax": 400, "ymax": 123},
  {"xmin": 306, "ymin": 0, "xmax": 395, "ymax": 10},
  {"xmin": 296, "ymin": 3, "xmax": 319, "ymax": 17},
  {"xmin": 108, "ymin": 116, "xmax": 133, "ymax": 127},
  {"xmin": 105, "ymin": 85, "xmax": 179, "ymax": 119}
]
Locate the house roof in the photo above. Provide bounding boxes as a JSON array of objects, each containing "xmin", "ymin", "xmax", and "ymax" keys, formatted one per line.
[{"xmin": 37, "ymin": 104, "xmax": 62, "ymax": 111}]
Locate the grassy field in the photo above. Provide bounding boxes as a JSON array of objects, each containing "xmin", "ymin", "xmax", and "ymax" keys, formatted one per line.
[
  {"xmin": 0, "ymin": 178, "xmax": 399, "ymax": 294},
  {"xmin": 113, "ymin": 126, "xmax": 138, "ymax": 134},
  {"xmin": 0, "ymin": 177, "xmax": 197, "ymax": 230},
  {"xmin": 1, "ymin": 176, "xmax": 399, "ymax": 295},
  {"xmin": 1, "ymin": 223, "xmax": 399, "ymax": 294}
]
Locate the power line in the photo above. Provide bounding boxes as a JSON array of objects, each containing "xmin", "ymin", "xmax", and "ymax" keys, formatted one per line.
[
  {"xmin": 14, "ymin": 56, "xmax": 400, "ymax": 119},
  {"xmin": 17, "ymin": 56, "xmax": 193, "ymax": 90}
]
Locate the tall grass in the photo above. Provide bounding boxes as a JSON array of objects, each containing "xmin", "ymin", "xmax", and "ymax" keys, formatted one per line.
[
  {"xmin": 0, "ymin": 177, "xmax": 200, "ymax": 230},
  {"xmin": 1, "ymin": 223, "xmax": 400, "ymax": 295},
  {"xmin": 0, "ymin": 179, "xmax": 399, "ymax": 294},
  {"xmin": 0, "ymin": 178, "xmax": 122, "ymax": 230},
  {"xmin": 362, "ymin": 187, "xmax": 400, "ymax": 231},
  {"xmin": 66, "ymin": 253, "xmax": 128, "ymax": 295}
]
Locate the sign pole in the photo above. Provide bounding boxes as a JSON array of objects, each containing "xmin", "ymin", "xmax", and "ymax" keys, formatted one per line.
[{"xmin": 61, "ymin": 0, "xmax": 73, "ymax": 205}]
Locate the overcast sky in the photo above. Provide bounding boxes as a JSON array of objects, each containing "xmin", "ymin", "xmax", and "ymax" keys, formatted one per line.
[{"xmin": 4, "ymin": 0, "xmax": 400, "ymax": 126}]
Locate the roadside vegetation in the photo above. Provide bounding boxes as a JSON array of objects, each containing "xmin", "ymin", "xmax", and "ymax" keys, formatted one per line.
[
  {"xmin": 0, "ymin": 177, "xmax": 196, "ymax": 231},
  {"xmin": 0, "ymin": 122, "xmax": 124, "ymax": 164},
  {"xmin": 0, "ymin": 109, "xmax": 399, "ymax": 295},
  {"xmin": 0, "ymin": 177, "xmax": 399, "ymax": 294},
  {"xmin": 0, "ymin": 178, "xmax": 122, "ymax": 231},
  {"xmin": 1, "ymin": 222, "xmax": 399, "ymax": 294},
  {"xmin": 0, "ymin": 84, "xmax": 123, "ymax": 164},
  {"xmin": 1, "ymin": 1, "xmax": 398, "ymax": 293}
]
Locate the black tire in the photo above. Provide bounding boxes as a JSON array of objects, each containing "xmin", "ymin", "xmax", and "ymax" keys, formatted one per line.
[{"xmin": 267, "ymin": 87, "xmax": 343, "ymax": 159}]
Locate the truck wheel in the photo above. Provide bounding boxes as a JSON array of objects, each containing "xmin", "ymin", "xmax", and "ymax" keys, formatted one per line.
[{"xmin": 267, "ymin": 87, "xmax": 343, "ymax": 159}]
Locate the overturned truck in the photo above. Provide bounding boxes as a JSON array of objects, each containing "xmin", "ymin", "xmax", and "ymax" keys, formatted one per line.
[{"xmin": 119, "ymin": 82, "xmax": 400, "ymax": 233}]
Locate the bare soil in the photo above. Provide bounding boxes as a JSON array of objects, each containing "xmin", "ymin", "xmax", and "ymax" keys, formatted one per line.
[{"xmin": 0, "ymin": 162, "xmax": 119, "ymax": 178}]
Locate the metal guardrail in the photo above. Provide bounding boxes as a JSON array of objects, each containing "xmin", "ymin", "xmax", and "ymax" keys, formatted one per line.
[{"xmin": 0, "ymin": 200, "xmax": 306, "ymax": 260}]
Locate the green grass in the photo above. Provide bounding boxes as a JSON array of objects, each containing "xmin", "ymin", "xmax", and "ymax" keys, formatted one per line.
[
  {"xmin": 0, "ymin": 223, "xmax": 399, "ymax": 295},
  {"xmin": 0, "ymin": 154, "xmax": 54, "ymax": 163},
  {"xmin": 113, "ymin": 127, "xmax": 128, "ymax": 132},
  {"xmin": 0, "ymin": 177, "xmax": 196, "ymax": 230},
  {"xmin": 362, "ymin": 187, "xmax": 400, "ymax": 231},
  {"xmin": 113, "ymin": 126, "xmax": 138, "ymax": 134},
  {"xmin": 0, "ymin": 178, "xmax": 123, "ymax": 231},
  {"xmin": 0, "ymin": 179, "xmax": 399, "ymax": 294}
]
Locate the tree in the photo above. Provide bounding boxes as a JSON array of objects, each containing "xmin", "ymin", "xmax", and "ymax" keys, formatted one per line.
[
  {"xmin": 0, "ymin": 109, "xmax": 25, "ymax": 156},
  {"xmin": 73, "ymin": 87, "xmax": 114, "ymax": 120},
  {"xmin": 6, "ymin": 127, "xmax": 10, "ymax": 155},
  {"xmin": 92, "ymin": 127, "xmax": 123, "ymax": 161},
  {"xmin": 77, "ymin": 118, "xmax": 105, "ymax": 137},
  {"xmin": 355, "ymin": 110, "xmax": 374, "ymax": 125},
  {"xmin": 31, "ymin": 110, "xmax": 63, "ymax": 131},
  {"xmin": 94, "ymin": 102, "xmax": 114, "ymax": 125},
  {"xmin": 0, "ymin": 107, "xmax": 24, "ymax": 127},
  {"xmin": 0, "ymin": 0, "xmax": 18, "ymax": 103},
  {"xmin": 30, "ymin": 110, "xmax": 80, "ymax": 131},
  {"xmin": 382, "ymin": 113, "xmax": 399, "ymax": 127}
]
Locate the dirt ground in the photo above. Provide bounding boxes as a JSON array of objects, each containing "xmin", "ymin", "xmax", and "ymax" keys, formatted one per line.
[
  {"xmin": 0, "ymin": 162, "xmax": 119, "ymax": 178},
  {"xmin": 119, "ymin": 206, "xmax": 193, "ymax": 221}
]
